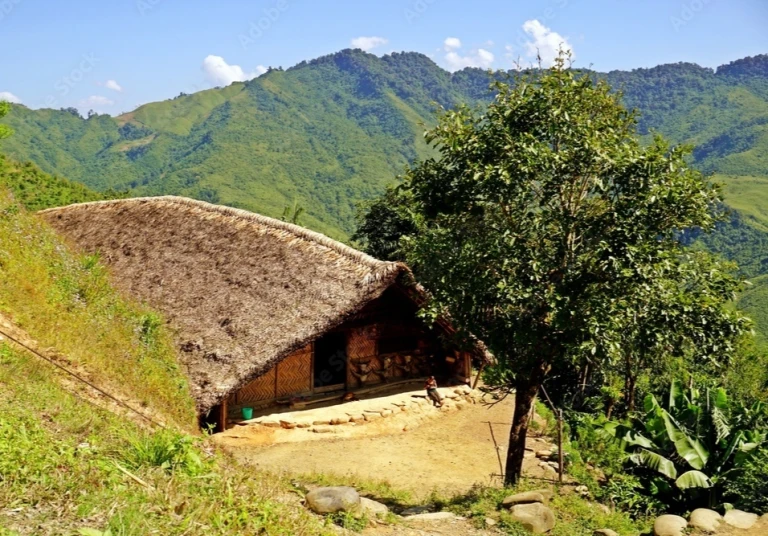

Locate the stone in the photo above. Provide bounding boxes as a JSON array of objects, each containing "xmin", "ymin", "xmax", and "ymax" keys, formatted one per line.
[
  {"xmin": 359, "ymin": 497, "xmax": 388, "ymax": 518},
  {"xmin": 363, "ymin": 412, "xmax": 381, "ymax": 421},
  {"xmin": 524, "ymin": 451, "xmax": 536, "ymax": 458},
  {"xmin": 723, "ymin": 509, "xmax": 758, "ymax": 530},
  {"xmin": 529, "ymin": 489, "xmax": 554, "ymax": 501},
  {"xmin": 400, "ymin": 506, "xmax": 431, "ymax": 516},
  {"xmin": 508, "ymin": 503, "xmax": 556, "ymax": 534},
  {"xmin": 296, "ymin": 422, "xmax": 311, "ymax": 428},
  {"xmin": 312, "ymin": 426, "xmax": 334, "ymax": 433},
  {"xmin": 689, "ymin": 508, "xmax": 722, "ymax": 533},
  {"xmin": 536, "ymin": 449, "xmax": 553, "ymax": 459},
  {"xmin": 330, "ymin": 417, "xmax": 350, "ymax": 425},
  {"xmin": 350, "ymin": 417, "xmax": 366, "ymax": 424},
  {"xmin": 484, "ymin": 517, "xmax": 497, "ymax": 526},
  {"xmin": 260, "ymin": 420, "xmax": 281, "ymax": 428},
  {"xmin": 381, "ymin": 409, "xmax": 393, "ymax": 417},
  {"xmin": 653, "ymin": 514, "xmax": 687, "ymax": 536},
  {"xmin": 501, "ymin": 491, "xmax": 546, "ymax": 508},
  {"xmin": 279, "ymin": 420, "xmax": 296, "ymax": 429},
  {"xmin": 305, "ymin": 487, "xmax": 360, "ymax": 514},
  {"xmin": 405, "ymin": 512, "xmax": 462, "ymax": 521},
  {"xmin": 312, "ymin": 420, "xmax": 330, "ymax": 426},
  {"xmin": 593, "ymin": 530, "xmax": 618, "ymax": 536}
]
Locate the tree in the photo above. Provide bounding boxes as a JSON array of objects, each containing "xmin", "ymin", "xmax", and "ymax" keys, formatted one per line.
[
  {"xmin": 281, "ymin": 200, "xmax": 305, "ymax": 225},
  {"xmin": 0, "ymin": 101, "xmax": 13, "ymax": 140},
  {"xmin": 360, "ymin": 54, "xmax": 748, "ymax": 485}
]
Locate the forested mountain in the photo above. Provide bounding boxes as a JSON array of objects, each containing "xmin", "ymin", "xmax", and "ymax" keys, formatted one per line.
[{"xmin": 3, "ymin": 50, "xmax": 765, "ymax": 240}]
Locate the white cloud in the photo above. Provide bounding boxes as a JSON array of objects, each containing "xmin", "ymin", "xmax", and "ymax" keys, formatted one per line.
[
  {"xmin": 440, "ymin": 36, "xmax": 494, "ymax": 71},
  {"xmin": 350, "ymin": 36, "xmax": 388, "ymax": 52},
  {"xmin": 202, "ymin": 55, "xmax": 263, "ymax": 86},
  {"xmin": 80, "ymin": 95, "xmax": 115, "ymax": 108},
  {"xmin": 521, "ymin": 19, "xmax": 574, "ymax": 67},
  {"xmin": 443, "ymin": 37, "xmax": 462, "ymax": 50},
  {"xmin": 444, "ymin": 48, "xmax": 494, "ymax": 71},
  {"xmin": 0, "ymin": 91, "xmax": 21, "ymax": 104},
  {"xmin": 104, "ymin": 79, "xmax": 123, "ymax": 92}
]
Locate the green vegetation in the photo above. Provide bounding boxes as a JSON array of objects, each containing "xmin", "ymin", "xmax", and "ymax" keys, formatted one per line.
[
  {"xmin": 0, "ymin": 342, "xmax": 333, "ymax": 535},
  {"xmin": 2, "ymin": 52, "xmax": 766, "ymax": 243},
  {"xmin": 362, "ymin": 54, "xmax": 749, "ymax": 486},
  {"xmin": 0, "ymin": 188, "xmax": 196, "ymax": 428},
  {"xmin": 605, "ymin": 381, "xmax": 766, "ymax": 511}
]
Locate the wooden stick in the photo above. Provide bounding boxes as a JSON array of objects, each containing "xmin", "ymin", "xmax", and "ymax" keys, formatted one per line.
[{"xmin": 472, "ymin": 363, "xmax": 486, "ymax": 390}]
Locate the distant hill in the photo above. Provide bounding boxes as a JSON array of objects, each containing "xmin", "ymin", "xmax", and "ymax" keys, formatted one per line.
[{"xmin": 3, "ymin": 50, "xmax": 763, "ymax": 239}]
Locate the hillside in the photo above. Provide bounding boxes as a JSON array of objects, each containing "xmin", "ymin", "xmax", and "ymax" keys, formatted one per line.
[{"xmin": 3, "ymin": 51, "xmax": 764, "ymax": 239}]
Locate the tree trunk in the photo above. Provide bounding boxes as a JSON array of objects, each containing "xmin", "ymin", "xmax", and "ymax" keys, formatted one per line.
[
  {"xmin": 627, "ymin": 375, "xmax": 637, "ymax": 413},
  {"xmin": 504, "ymin": 361, "xmax": 548, "ymax": 486}
]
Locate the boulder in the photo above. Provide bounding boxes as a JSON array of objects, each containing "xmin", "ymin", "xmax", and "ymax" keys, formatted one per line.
[
  {"xmin": 593, "ymin": 530, "xmax": 618, "ymax": 536},
  {"xmin": 724, "ymin": 509, "xmax": 758, "ymax": 529},
  {"xmin": 330, "ymin": 417, "xmax": 350, "ymax": 425},
  {"xmin": 653, "ymin": 515, "xmax": 687, "ymax": 536},
  {"xmin": 359, "ymin": 497, "xmax": 388, "ymax": 518},
  {"xmin": 689, "ymin": 508, "xmax": 722, "ymax": 533},
  {"xmin": 305, "ymin": 486, "xmax": 360, "ymax": 514},
  {"xmin": 536, "ymin": 449, "xmax": 553, "ymax": 459},
  {"xmin": 508, "ymin": 503, "xmax": 556, "ymax": 534},
  {"xmin": 501, "ymin": 491, "xmax": 546, "ymax": 508}
]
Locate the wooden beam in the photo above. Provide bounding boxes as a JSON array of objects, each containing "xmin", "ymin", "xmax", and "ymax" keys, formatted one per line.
[{"xmin": 219, "ymin": 398, "xmax": 228, "ymax": 432}]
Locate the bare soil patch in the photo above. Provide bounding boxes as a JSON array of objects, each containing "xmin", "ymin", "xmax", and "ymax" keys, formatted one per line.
[{"xmin": 219, "ymin": 393, "xmax": 558, "ymax": 498}]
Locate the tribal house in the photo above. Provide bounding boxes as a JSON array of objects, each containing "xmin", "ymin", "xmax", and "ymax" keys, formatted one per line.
[{"xmin": 41, "ymin": 197, "xmax": 490, "ymax": 431}]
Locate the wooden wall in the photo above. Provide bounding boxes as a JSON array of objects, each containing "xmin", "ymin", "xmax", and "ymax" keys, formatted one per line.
[{"xmin": 232, "ymin": 343, "xmax": 312, "ymax": 407}]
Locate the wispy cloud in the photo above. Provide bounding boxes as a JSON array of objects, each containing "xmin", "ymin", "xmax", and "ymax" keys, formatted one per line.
[
  {"xmin": 350, "ymin": 36, "xmax": 389, "ymax": 52},
  {"xmin": 202, "ymin": 55, "xmax": 265, "ymax": 86},
  {"xmin": 80, "ymin": 95, "xmax": 114, "ymax": 108},
  {"xmin": 520, "ymin": 19, "xmax": 574, "ymax": 67},
  {"xmin": 103, "ymin": 79, "xmax": 123, "ymax": 92},
  {"xmin": 0, "ymin": 92, "xmax": 22, "ymax": 104}
]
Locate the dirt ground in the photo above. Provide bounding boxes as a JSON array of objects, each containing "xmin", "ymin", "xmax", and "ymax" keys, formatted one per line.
[{"xmin": 219, "ymin": 394, "xmax": 559, "ymax": 498}]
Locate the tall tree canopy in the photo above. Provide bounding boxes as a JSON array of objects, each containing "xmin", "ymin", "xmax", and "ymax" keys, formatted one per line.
[{"xmin": 358, "ymin": 56, "xmax": 750, "ymax": 484}]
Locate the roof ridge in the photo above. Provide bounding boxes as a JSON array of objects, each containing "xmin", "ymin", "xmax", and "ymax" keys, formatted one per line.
[{"xmin": 40, "ymin": 195, "xmax": 398, "ymax": 273}]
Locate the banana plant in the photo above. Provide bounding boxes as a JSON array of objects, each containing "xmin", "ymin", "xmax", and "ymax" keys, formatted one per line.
[{"xmin": 605, "ymin": 380, "xmax": 766, "ymax": 508}]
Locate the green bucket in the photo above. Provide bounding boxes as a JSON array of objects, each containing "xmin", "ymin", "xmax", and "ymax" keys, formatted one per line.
[{"xmin": 242, "ymin": 407, "xmax": 254, "ymax": 420}]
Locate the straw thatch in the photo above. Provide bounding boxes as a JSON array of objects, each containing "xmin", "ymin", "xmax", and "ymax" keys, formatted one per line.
[{"xmin": 40, "ymin": 196, "xmax": 489, "ymax": 414}]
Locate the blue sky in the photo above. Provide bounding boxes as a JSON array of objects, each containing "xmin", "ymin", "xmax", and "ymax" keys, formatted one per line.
[{"xmin": 2, "ymin": 0, "xmax": 766, "ymax": 115}]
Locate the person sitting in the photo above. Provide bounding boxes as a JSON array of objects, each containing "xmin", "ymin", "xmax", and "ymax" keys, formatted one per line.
[{"xmin": 425, "ymin": 376, "xmax": 443, "ymax": 407}]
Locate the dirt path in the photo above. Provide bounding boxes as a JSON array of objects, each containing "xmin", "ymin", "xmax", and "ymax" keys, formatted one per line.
[{"xmin": 221, "ymin": 394, "xmax": 558, "ymax": 498}]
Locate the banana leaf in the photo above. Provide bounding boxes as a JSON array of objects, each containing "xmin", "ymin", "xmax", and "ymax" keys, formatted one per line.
[
  {"xmin": 629, "ymin": 448, "xmax": 678, "ymax": 480},
  {"xmin": 675, "ymin": 470, "xmax": 713, "ymax": 490}
]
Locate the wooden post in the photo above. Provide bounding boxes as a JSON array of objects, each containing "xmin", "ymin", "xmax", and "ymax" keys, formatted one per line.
[
  {"xmin": 557, "ymin": 408, "xmax": 564, "ymax": 484},
  {"xmin": 472, "ymin": 362, "xmax": 486, "ymax": 390},
  {"xmin": 219, "ymin": 398, "xmax": 228, "ymax": 433}
]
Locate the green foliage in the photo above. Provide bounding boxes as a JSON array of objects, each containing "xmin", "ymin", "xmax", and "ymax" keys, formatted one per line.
[
  {"xmin": 374, "ymin": 52, "xmax": 748, "ymax": 484},
  {"xmin": 0, "ymin": 102, "xmax": 12, "ymax": 140},
  {"xmin": 325, "ymin": 511, "xmax": 368, "ymax": 532},
  {"xmin": 724, "ymin": 448, "xmax": 768, "ymax": 514},
  {"xmin": 605, "ymin": 381, "xmax": 767, "ymax": 511},
  {"xmin": 121, "ymin": 430, "xmax": 210, "ymax": 476}
]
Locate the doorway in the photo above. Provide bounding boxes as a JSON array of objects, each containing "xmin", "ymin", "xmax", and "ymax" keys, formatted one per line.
[{"xmin": 313, "ymin": 332, "xmax": 347, "ymax": 391}]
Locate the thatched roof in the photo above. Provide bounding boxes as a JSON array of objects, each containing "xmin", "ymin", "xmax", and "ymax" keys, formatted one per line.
[{"xmin": 40, "ymin": 197, "xmax": 490, "ymax": 413}]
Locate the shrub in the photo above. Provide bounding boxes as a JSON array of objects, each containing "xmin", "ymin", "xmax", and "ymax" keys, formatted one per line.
[{"xmin": 724, "ymin": 448, "xmax": 768, "ymax": 514}]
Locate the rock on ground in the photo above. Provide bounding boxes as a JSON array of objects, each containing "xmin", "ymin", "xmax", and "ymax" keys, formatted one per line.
[
  {"xmin": 723, "ymin": 509, "xmax": 758, "ymax": 530},
  {"xmin": 689, "ymin": 508, "xmax": 722, "ymax": 533},
  {"xmin": 305, "ymin": 486, "xmax": 360, "ymax": 514},
  {"xmin": 501, "ymin": 491, "xmax": 546, "ymax": 508},
  {"xmin": 508, "ymin": 502, "xmax": 556, "ymax": 534},
  {"xmin": 653, "ymin": 514, "xmax": 687, "ymax": 536},
  {"xmin": 360, "ymin": 497, "xmax": 388, "ymax": 518}
]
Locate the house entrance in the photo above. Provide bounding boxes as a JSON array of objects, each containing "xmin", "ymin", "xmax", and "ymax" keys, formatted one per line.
[{"xmin": 313, "ymin": 332, "xmax": 347, "ymax": 391}]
